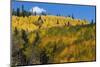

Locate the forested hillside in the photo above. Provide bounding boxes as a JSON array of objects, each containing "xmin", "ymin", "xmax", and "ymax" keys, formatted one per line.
[{"xmin": 12, "ymin": 15, "xmax": 96, "ymax": 66}]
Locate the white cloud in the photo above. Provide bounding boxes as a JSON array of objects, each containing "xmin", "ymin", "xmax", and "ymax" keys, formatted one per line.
[{"xmin": 30, "ymin": 6, "xmax": 46, "ymax": 14}]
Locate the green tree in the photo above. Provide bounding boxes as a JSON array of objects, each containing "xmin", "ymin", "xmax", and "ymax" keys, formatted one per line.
[
  {"xmin": 14, "ymin": 27, "xmax": 18, "ymax": 35},
  {"xmin": 91, "ymin": 19, "xmax": 94, "ymax": 24},
  {"xmin": 33, "ymin": 31, "xmax": 40, "ymax": 46},
  {"xmin": 17, "ymin": 8, "xmax": 20, "ymax": 16},
  {"xmin": 41, "ymin": 12, "xmax": 46, "ymax": 16},
  {"xmin": 72, "ymin": 14, "xmax": 74, "ymax": 19},
  {"xmin": 12, "ymin": 8, "xmax": 17, "ymax": 16},
  {"xmin": 17, "ymin": 49, "xmax": 29, "ymax": 66},
  {"xmin": 22, "ymin": 5, "xmax": 25, "ymax": 17},
  {"xmin": 21, "ymin": 30, "xmax": 28, "ymax": 48},
  {"xmin": 40, "ymin": 49, "xmax": 49, "ymax": 64}
]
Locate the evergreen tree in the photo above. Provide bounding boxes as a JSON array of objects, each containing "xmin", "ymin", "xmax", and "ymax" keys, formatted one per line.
[
  {"xmin": 14, "ymin": 27, "xmax": 18, "ymax": 35},
  {"xmin": 12, "ymin": 8, "xmax": 16, "ymax": 16},
  {"xmin": 22, "ymin": 30, "xmax": 28, "ymax": 43},
  {"xmin": 17, "ymin": 49, "xmax": 29, "ymax": 65},
  {"xmin": 17, "ymin": 8, "xmax": 20, "ymax": 16},
  {"xmin": 91, "ymin": 19, "xmax": 94, "ymax": 24},
  {"xmin": 34, "ymin": 31, "xmax": 40, "ymax": 46},
  {"xmin": 34, "ymin": 11, "xmax": 36, "ymax": 16},
  {"xmin": 40, "ymin": 49, "xmax": 49, "ymax": 64},
  {"xmin": 22, "ymin": 5, "xmax": 25, "ymax": 17},
  {"xmin": 68, "ymin": 15, "xmax": 71, "ymax": 17},
  {"xmin": 21, "ymin": 30, "xmax": 28, "ymax": 48},
  {"xmin": 41, "ymin": 12, "xmax": 46, "ymax": 16},
  {"xmin": 72, "ymin": 14, "xmax": 74, "ymax": 19}
]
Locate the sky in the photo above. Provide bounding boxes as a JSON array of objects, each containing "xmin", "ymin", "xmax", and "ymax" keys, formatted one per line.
[{"xmin": 12, "ymin": 1, "xmax": 96, "ymax": 22}]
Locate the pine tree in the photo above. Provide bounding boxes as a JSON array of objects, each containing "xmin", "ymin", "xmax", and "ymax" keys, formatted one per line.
[
  {"xmin": 17, "ymin": 49, "xmax": 29, "ymax": 65},
  {"xmin": 21, "ymin": 30, "xmax": 28, "ymax": 48},
  {"xmin": 33, "ymin": 31, "xmax": 40, "ymax": 46},
  {"xmin": 17, "ymin": 8, "xmax": 20, "ymax": 16},
  {"xmin": 14, "ymin": 27, "xmax": 18, "ymax": 35},
  {"xmin": 91, "ymin": 19, "xmax": 94, "ymax": 24},
  {"xmin": 72, "ymin": 14, "xmax": 74, "ymax": 19},
  {"xmin": 40, "ymin": 49, "xmax": 49, "ymax": 64},
  {"xmin": 22, "ymin": 5, "xmax": 25, "ymax": 17},
  {"xmin": 12, "ymin": 8, "xmax": 16, "ymax": 16},
  {"xmin": 34, "ymin": 11, "xmax": 36, "ymax": 16},
  {"xmin": 41, "ymin": 12, "xmax": 46, "ymax": 16}
]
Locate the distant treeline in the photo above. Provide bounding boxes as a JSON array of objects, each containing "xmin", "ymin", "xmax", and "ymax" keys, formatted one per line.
[
  {"xmin": 12, "ymin": 5, "xmax": 74, "ymax": 17},
  {"xmin": 12, "ymin": 5, "xmax": 31, "ymax": 17},
  {"xmin": 12, "ymin": 5, "xmax": 47, "ymax": 17},
  {"xmin": 12, "ymin": 5, "xmax": 95, "ymax": 24}
]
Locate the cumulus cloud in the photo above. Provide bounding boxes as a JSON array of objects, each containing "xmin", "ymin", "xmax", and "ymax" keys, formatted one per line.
[{"xmin": 30, "ymin": 6, "xmax": 46, "ymax": 14}]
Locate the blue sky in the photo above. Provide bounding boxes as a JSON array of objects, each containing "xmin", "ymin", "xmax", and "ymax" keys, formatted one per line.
[{"xmin": 12, "ymin": 1, "xmax": 96, "ymax": 22}]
